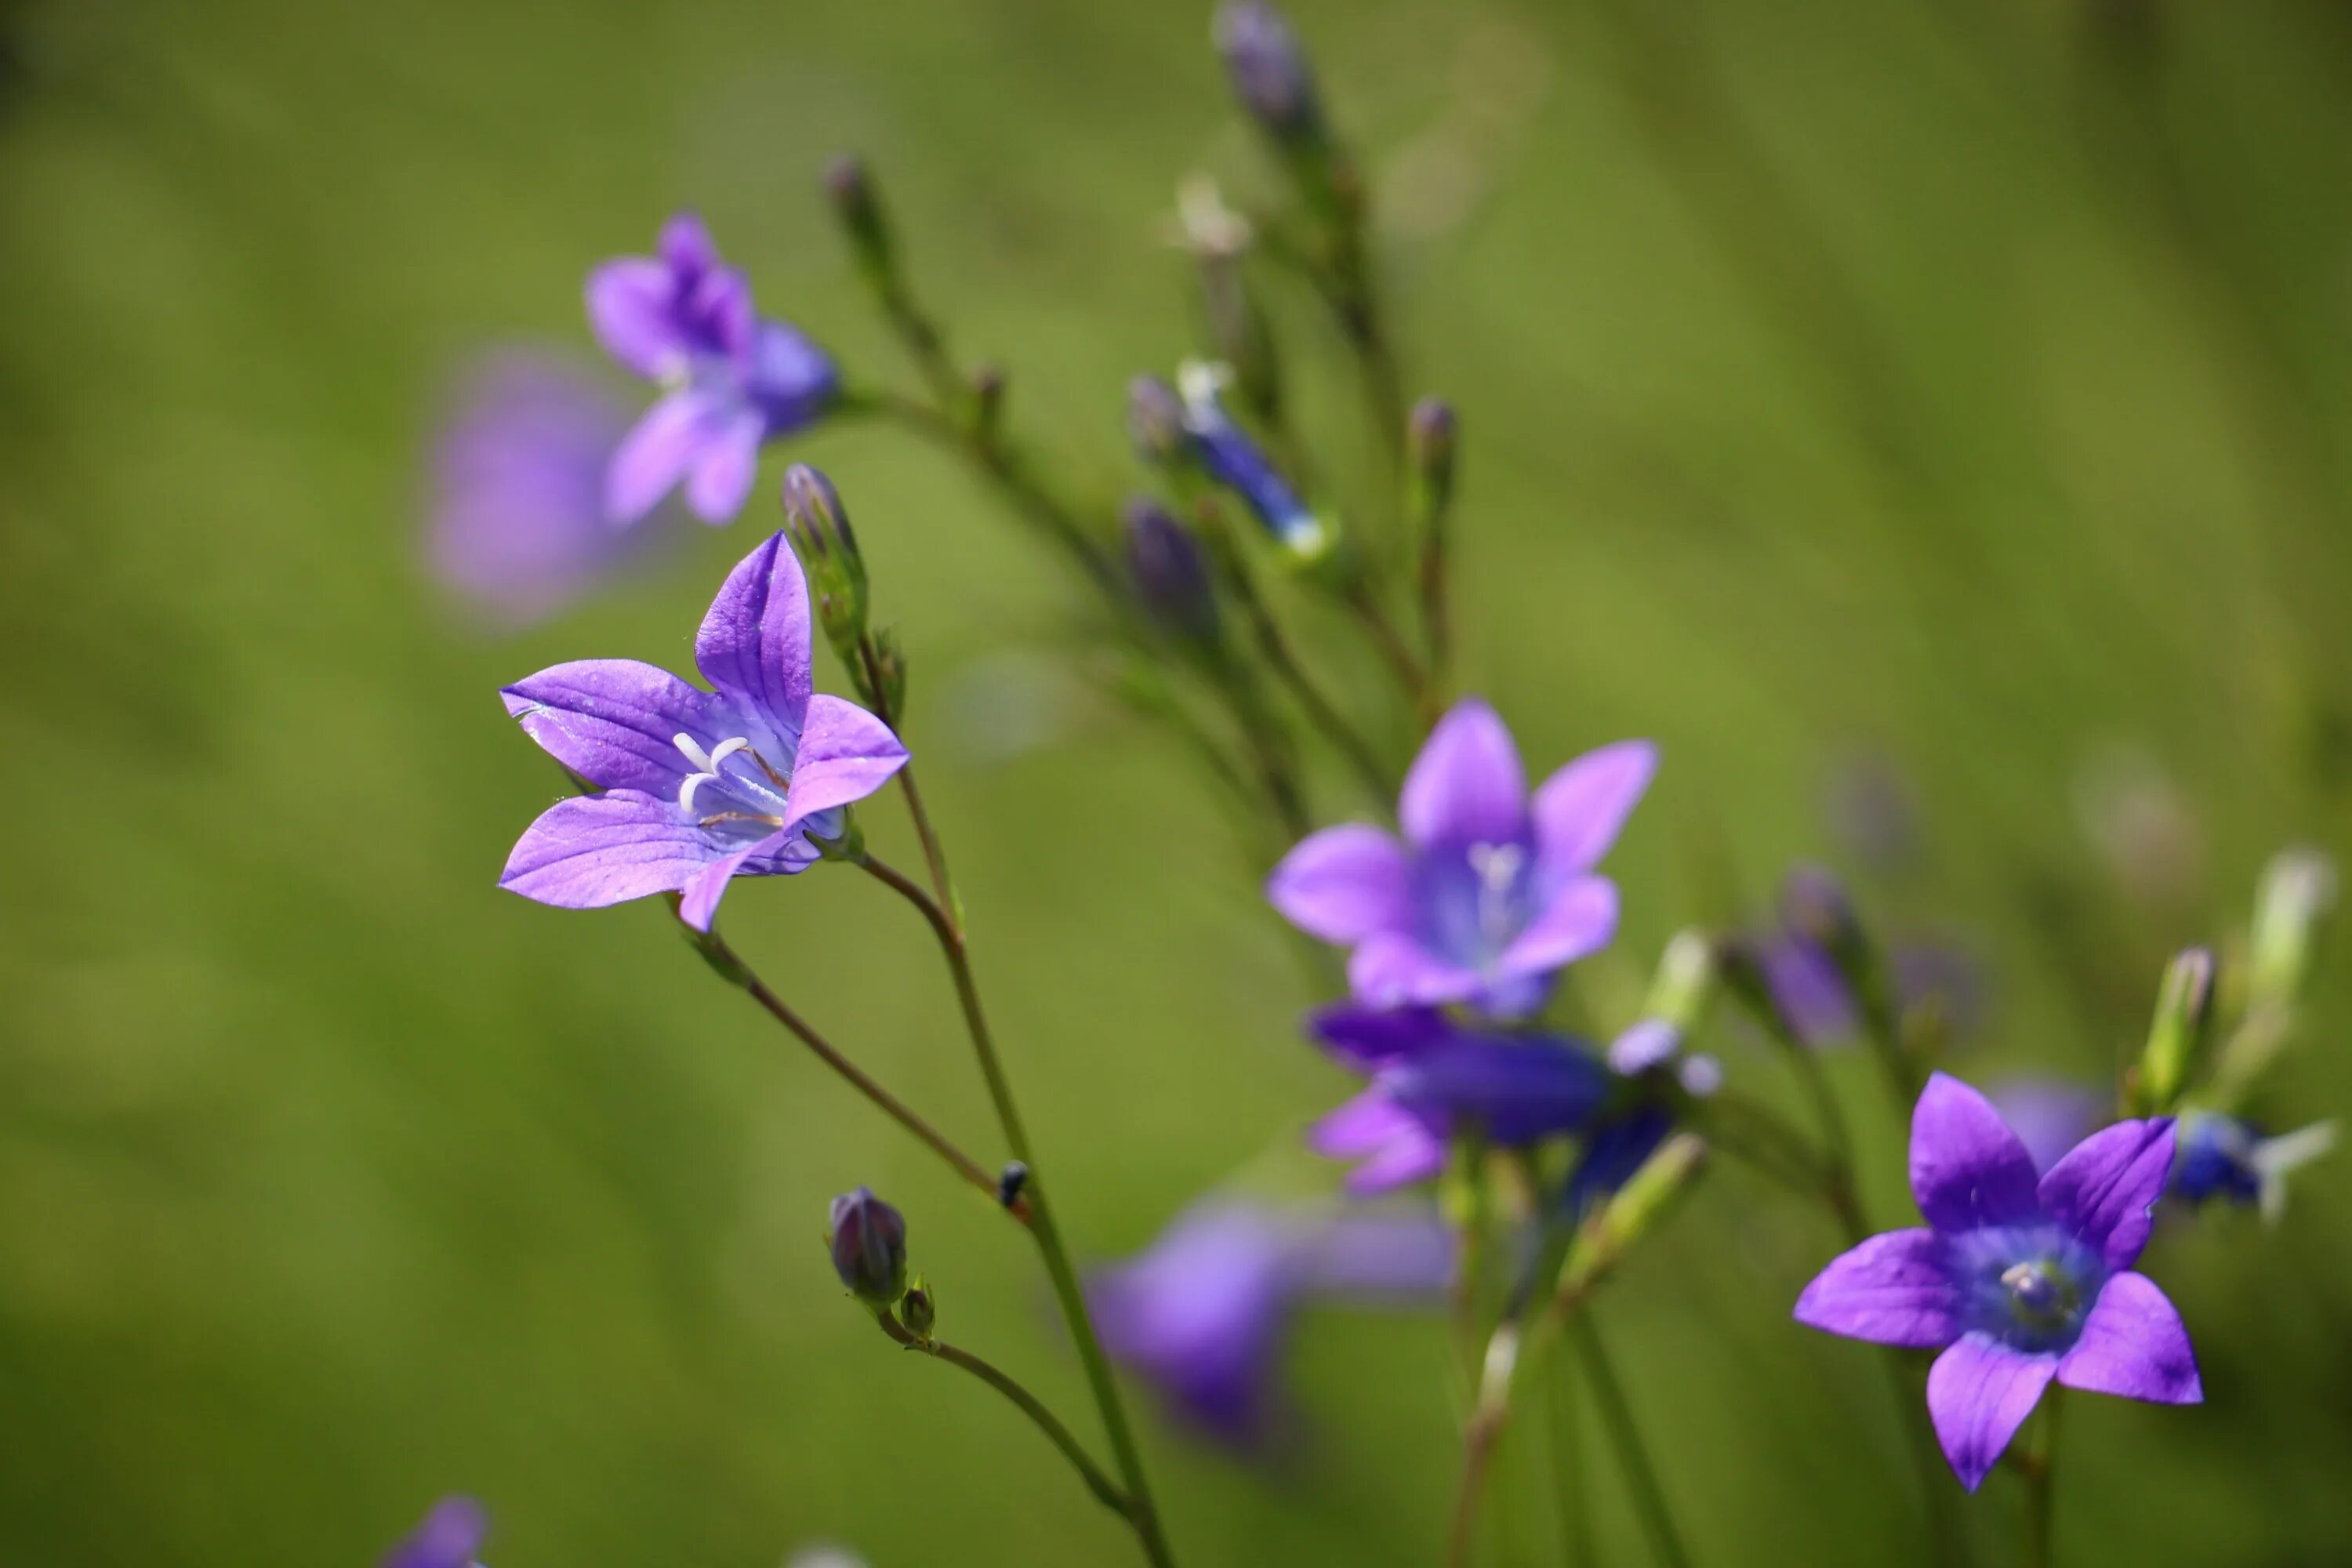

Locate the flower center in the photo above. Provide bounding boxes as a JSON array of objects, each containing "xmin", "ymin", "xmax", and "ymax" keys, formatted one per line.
[
  {"xmin": 2000, "ymin": 1261, "xmax": 2074, "ymax": 1324},
  {"xmin": 673, "ymin": 732, "xmax": 791, "ymax": 827},
  {"xmin": 1466, "ymin": 841, "xmax": 1528, "ymax": 947}
]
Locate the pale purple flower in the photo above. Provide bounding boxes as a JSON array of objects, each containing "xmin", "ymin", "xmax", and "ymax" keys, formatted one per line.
[
  {"xmin": 1268, "ymin": 700, "xmax": 1654, "ymax": 1018},
  {"xmin": 1795, "ymin": 1073, "xmax": 2201, "ymax": 1490},
  {"xmin": 1090, "ymin": 1200, "xmax": 1451, "ymax": 1447},
  {"xmin": 425, "ymin": 350, "xmax": 657, "ymax": 627},
  {"xmin": 499, "ymin": 530, "xmax": 907, "ymax": 931},
  {"xmin": 381, "ymin": 1497, "xmax": 486, "ymax": 1568},
  {"xmin": 1306, "ymin": 1005, "xmax": 1611, "ymax": 1193},
  {"xmin": 1985, "ymin": 1077, "xmax": 2105, "ymax": 1174},
  {"xmin": 588, "ymin": 214, "xmax": 838, "ymax": 525}
]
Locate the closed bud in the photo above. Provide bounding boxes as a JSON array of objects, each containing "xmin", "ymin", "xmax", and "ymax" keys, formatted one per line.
[
  {"xmin": 971, "ymin": 361, "xmax": 1007, "ymax": 447},
  {"xmin": 1127, "ymin": 375, "xmax": 1188, "ymax": 466},
  {"xmin": 822, "ymin": 154, "xmax": 896, "ymax": 288},
  {"xmin": 1213, "ymin": 0, "xmax": 1325, "ymax": 151},
  {"xmin": 826, "ymin": 1187, "xmax": 909, "ymax": 1307},
  {"xmin": 1123, "ymin": 498, "xmax": 1220, "ymax": 644},
  {"xmin": 867, "ymin": 625, "xmax": 909, "ymax": 719},
  {"xmin": 2135, "ymin": 946, "xmax": 2216, "ymax": 1114},
  {"xmin": 1780, "ymin": 865, "xmax": 1870, "ymax": 978},
  {"xmin": 1641, "ymin": 929, "xmax": 1718, "ymax": 1033},
  {"xmin": 1565, "ymin": 1133, "xmax": 1707, "ymax": 1290},
  {"xmin": 781, "ymin": 465, "xmax": 868, "ymax": 653},
  {"xmin": 2249, "ymin": 846, "xmax": 2336, "ymax": 1014},
  {"xmin": 1407, "ymin": 397, "xmax": 1457, "ymax": 508},
  {"xmin": 896, "ymin": 1277, "xmax": 936, "ymax": 1338},
  {"xmin": 1712, "ymin": 935, "xmax": 1796, "ymax": 1047}
]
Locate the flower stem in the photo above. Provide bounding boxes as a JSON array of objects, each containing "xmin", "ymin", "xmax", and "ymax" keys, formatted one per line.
[
  {"xmin": 680, "ymin": 916, "xmax": 1027, "ymax": 1225},
  {"xmin": 868, "ymin": 1308, "xmax": 1130, "ymax": 1519},
  {"xmin": 1544, "ymin": 1345, "xmax": 1594, "ymax": 1565},
  {"xmin": 856, "ymin": 852, "xmax": 1178, "ymax": 1568},
  {"xmin": 2027, "ymin": 1389, "xmax": 2062, "ymax": 1568},
  {"xmin": 1570, "ymin": 1314, "xmax": 1692, "ymax": 1568}
]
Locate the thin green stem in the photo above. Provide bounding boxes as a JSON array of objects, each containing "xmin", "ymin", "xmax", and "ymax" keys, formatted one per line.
[
  {"xmin": 1571, "ymin": 1315, "xmax": 1691, "ymax": 1568},
  {"xmin": 1544, "ymin": 1345, "xmax": 1593, "ymax": 1566},
  {"xmin": 855, "ymin": 852, "xmax": 1177, "ymax": 1568},
  {"xmin": 2027, "ymin": 1388, "xmax": 2062, "ymax": 1568},
  {"xmin": 869, "ymin": 1308, "xmax": 1129, "ymax": 1519},
  {"xmin": 853, "ymin": 633, "xmax": 954, "ymax": 912}
]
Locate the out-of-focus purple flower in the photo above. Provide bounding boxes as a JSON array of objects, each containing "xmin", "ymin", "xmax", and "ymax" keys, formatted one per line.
[
  {"xmin": 381, "ymin": 1497, "xmax": 486, "ymax": 1568},
  {"xmin": 2170, "ymin": 1112, "xmax": 2336, "ymax": 1220},
  {"xmin": 1305, "ymin": 1005, "xmax": 1610, "ymax": 1193},
  {"xmin": 1090, "ymin": 1200, "xmax": 1450, "ymax": 1448},
  {"xmin": 1795, "ymin": 1073, "xmax": 2200, "ymax": 1490},
  {"xmin": 426, "ymin": 350, "xmax": 657, "ymax": 628},
  {"xmin": 1212, "ymin": 1, "xmax": 1325, "ymax": 147},
  {"xmin": 1752, "ymin": 933, "xmax": 1983, "ymax": 1049},
  {"xmin": 1986, "ymin": 1077, "xmax": 2105, "ymax": 1174},
  {"xmin": 499, "ymin": 530, "xmax": 907, "ymax": 931},
  {"xmin": 1123, "ymin": 497, "xmax": 1220, "ymax": 643},
  {"xmin": 1269, "ymin": 700, "xmax": 1654, "ymax": 1018},
  {"xmin": 1177, "ymin": 361, "xmax": 1327, "ymax": 557},
  {"xmin": 587, "ymin": 214, "xmax": 838, "ymax": 525}
]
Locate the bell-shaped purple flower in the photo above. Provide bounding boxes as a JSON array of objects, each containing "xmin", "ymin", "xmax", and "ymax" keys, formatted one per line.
[
  {"xmin": 588, "ymin": 214, "xmax": 839, "ymax": 525},
  {"xmin": 1794, "ymin": 1073, "xmax": 2201, "ymax": 1490},
  {"xmin": 381, "ymin": 1497, "xmax": 487, "ymax": 1568},
  {"xmin": 499, "ymin": 530, "xmax": 908, "ymax": 931},
  {"xmin": 1089, "ymin": 1200, "xmax": 1451, "ymax": 1448},
  {"xmin": 1269, "ymin": 699, "xmax": 1654, "ymax": 1018},
  {"xmin": 1305, "ymin": 1005, "xmax": 1611, "ymax": 1193}
]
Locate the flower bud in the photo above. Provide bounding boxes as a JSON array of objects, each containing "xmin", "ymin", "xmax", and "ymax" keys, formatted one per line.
[
  {"xmin": 1711, "ymin": 935, "xmax": 1797, "ymax": 1047},
  {"xmin": 1213, "ymin": 1, "xmax": 1326, "ymax": 151},
  {"xmin": 1127, "ymin": 375, "xmax": 1187, "ymax": 466},
  {"xmin": 2249, "ymin": 846, "xmax": 2336, "ymax": 1014},
  {"xmin": 827, "ymin": 1187, "xmax": 908, "ymax": 1307},
  {"xmin": 2133, "ymin": 945, "xmax": 2216, "ymax": 1114},
  {"xmin": 1123, "ymin": 498, "xmax": 1220, "ymax": 644},
  {"xmin": 1779, "ymin": 865, "xmax": 1870, "ymax": 978},
  {"xmin": 971, "ymin": 361, "xmax": 1007, "ymax": 448},
  {"xmin": 822, "ymin": 153, "xmax": 898, "ymax": 291},
  {"xmin": 781, "ymin": 464, "xmax": 869, "ymax": 655},
  {"xmin": 896, "ymin": 1277, "xmax": 937, "ymax": 1338},
  {"xmin": 1407, "ymin": 397, "xmax": 1457, "ymax": 512},
  {"xmin": 1177, "ymin": 361, "xmax": 1330, "ymax": 561},
  {"xmin": 1639, "ymin": 929, "xmax": 1718, "ymax": 1033}
]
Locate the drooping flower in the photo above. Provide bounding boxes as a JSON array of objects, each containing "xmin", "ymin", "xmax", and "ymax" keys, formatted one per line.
[
  {"xmin": 499, "ymin": 529, "xmax": 907, "ymax": 931},
  {"xmin": 381, "ymin": 1497, "xmax": 487, "ymax": 1568},
  {"xmin": 2170, "ymin": 1111, "xmax": 2337, "ymax": 1220},
  {"xmin": 1794, "ymin": 1073, "xmax": 2201, "ymax": 1490},
  {"xmin": 587, "ymin": 214, "xmax": 839, "ymax": 525},
  {"xmin": 1176, "ymin": 361, "xmax": 1327, "ymax": 557},
  {"xmin": 425, "ymin": 350, "xmax": 661, "ymax": 628},
  {"xmin": 1269, "ymin": 700, "xmax": 1653, "ymax": 1018},
  {"xmin": 1089, "ymin": 1199, "xmax": 1451, "ymax": 1447},
  {"xmin": 1305, "ymin": 1005, "xmax": 1611, "ymax": 1193}
]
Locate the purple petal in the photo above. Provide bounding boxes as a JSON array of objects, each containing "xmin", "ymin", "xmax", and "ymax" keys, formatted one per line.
[
  {"xmin": 1297, "ymin": 1214, "xmax": 1456, "ymax": 1298},
  {"xmin": 749, "ymin": 318, "xmax": 840, "ymax": 424},
  {"xmin": 586, "ymin": 258, "xmax": 685, "ymax": 379},
  {"xmin": 1531, "ymin": 739, "xmax": 1657, "ymax": 877},
  {"xmin": 1793, "ymin": 1229, "xmax": 1960, "ymax": 1349},
  {"xmin": 1306, "ymin": 1004, "xmax": 1451, "ymax": 1072},
  {"xmin": 2056, "ymin": 1271, "xmax": 2201, "ymax": 1405},
  {"xmin": 677, "ymin": 828, "xmax": 795, "ymax": 932},
  {"xmin": 1399, "ymin": 699, "xmax": 1526, "ymax": 850},
  {"xmin": 2037, "ymin": 1118, "xmax": 2176, "ymax": 1272},
  {"xmin": 502, "ymin": 659, "xmax": 713, "ymax": 797},
  {"xmin": 1308, "ymin": 1087, "xmax": 1424, "ymax": 1158},
  {"xmin": 1606, "ymin": 1019, "xmax": 1681, "ymax": 1076},
  {"xmin": 1910, "ymin": 1073, "xmax": 2042, "ymax": 1234},
  {"xmin": 695, "ymin": 531, "xmax": 814, "ymax": 739},
  {"xmin": 1494, "ymin": 874, "xmax": 1619, "ymax": 977},
  {"xmin": 607, "ymin": 390, "xmax": 728, "ymax": 524},
  {"xmin": 683, "ymin": 407, "xmax": 766, "ymax": 523},
  {"xmin": 660, "ymin": 212, "xmax": 719, "ymax": 274},
  {"xmin": 779, "ymin": 695, "xmax": 909, "ymax": 831},
  {"xmin": 499, "ymin": 791, "xmax": 712, "ymax": 910},
  {"xmin": 1388, "ymin": 1036, "xmax": 1608, "ymax": 1146},
  {"xmin": 1346, "ymin": 931, "xmax": 1483, "ymax": 1008},
  {"xmin": 382, "ymin": 1496, "xmax": 487, "ymax": 1568},
  {"xmin": 1926, "ymin": 1333, "xmax": 2059, "ymax": 1492},
  {"xmin": 1267, "ymin": 826, "xmax": 1412, "ymax": 943},
  {"xmin": 1986, "ymin": 1078, "xmax": 2105, "ymax": 1175},
  {"xmin": 1341, "ymin": 1127, "xmax": 1449, "ymax": 1194}
]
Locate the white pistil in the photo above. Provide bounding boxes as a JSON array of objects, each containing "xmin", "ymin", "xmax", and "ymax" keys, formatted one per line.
[
  {"xmin": 675, "ymin": 734, "xmax": 753, "ymax": 815},
  {"xmin": 1466, "ymin": 841, "xmax": 1527, "ymax": 945}
]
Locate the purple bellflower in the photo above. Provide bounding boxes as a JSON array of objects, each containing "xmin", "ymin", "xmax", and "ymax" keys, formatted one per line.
[
  {"xmin": 499, "ymin": 530, "xmax": 908, "ymax": 931},
  {"xmin": 382, "ymin": 1497, "xmax": 487, "ymax": 1568},
  {"xmin": 1795, "ymin": 1073, "xmax": 2201, "ymax": 1490},
  {"xmin": 1177, "ymin": 361, "xmax": 1327, "ymax": 557},
  {"xmin": 1269, "ymin": 699, "xmax": 1654, "ymax": 1018},
  {"xmin": 1306, "ymin": 1005, "xmax": 1611, "ymax": 1193},
  {"xmin": 2170, "ymin": 1111, "xmax": 2336, "ymax": 1220},
  {"xmin": 1091, "ymin": 1200, "xmax": 1452, "ymax": 1448},
  {"xmin": 588, "ymin": 215, "xmax": 839, "ymax": 525},
  {"xmin": 426, "ymin": 350, "xmax": 659, "ymax": 628}
]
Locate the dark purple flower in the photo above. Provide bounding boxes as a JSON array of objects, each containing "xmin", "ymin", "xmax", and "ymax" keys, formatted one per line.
[
  {"xmin": 425, "ymin": 350, "xmax": 661, "ymax": 628},
  {"xmin": 1269, "ymin": 700, "xmax": 1653, "ymax": 1018},
  {"xmin": 499, "ymin": 531, "xmax": 907, "ymax": 931},
  {"xmin": 2170, "ymin": 1112, "xmax": 2336, "ymax": 1218},
  {"xmin": 1306, "ymin": 1005, "xmax": 1610, "ymax": 1193},
  {"xmin": 381, "ymin": 1497, "xmax": 486, "ymax": 1568},
  {"xmin": 1795, "ymin": 1073, "xmax": 2201, "ymax": 1490},
  {"xmin": 1212, "ymin": 1, "xmax": 1325, "ymax": 147},
  {"xmin": 827, "ymin": 1186, "xmax": 909, "ymax": 1306},
  {"xmin": 1177, "ymin": 362, "xmax": 1327, "ymax": 557},
  {"xmin": 587, "ymin": 214, "xmax": 838, "ymax": 525},
  {"xmin": 1090, "ymin": 1200, "xmax": 1451, "ymax": 1448}
]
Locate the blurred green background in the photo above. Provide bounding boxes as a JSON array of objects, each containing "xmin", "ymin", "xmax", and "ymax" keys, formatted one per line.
[{"xmin": 6, "ymin": 0, "xmax": 2352, "ymax": 1562}]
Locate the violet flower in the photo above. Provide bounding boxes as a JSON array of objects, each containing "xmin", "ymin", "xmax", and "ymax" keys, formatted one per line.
[
  {"xmin": 2170, "ymin": 1111, "xmax": 2336, "ymax": 1220},
  {"xmin": 1269, "ymin": 699, "xmax": 1654, "ymax": 1018},
  {"xmin": 425, "ymin": 350, "xmax": 655, "ymax": 628},
  {"xmin": 381, "ymin": 1497, "xmax": 486, "ymax": 1568},
  {"xmin": 1306, "ymin": 1005, "xmax": 1610, "ymax": 1193},
  {"xmin": 1176, "ymin": 361, "xmax": 1327, "ymax": 557},
  {"xmin": 1090, "ymin": 1200, "xmax": 1452, "ymax": 1448},
  {"xmin": 588, "ymin": 214, "xmax": 838, "ymax": 525},
  {"xmin": 1795, "ymin": 1073, "xmax": 2201, "ymax": 1490},
  {"xmin": 499, "ymin": 529, "xmax": 907, "ymax": 931}
]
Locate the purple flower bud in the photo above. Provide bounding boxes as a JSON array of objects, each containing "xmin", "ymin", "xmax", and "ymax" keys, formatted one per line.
[
  {"xmin": 1127, "ymin": 375, "xmax": 1186, "ymax": 464},
  {"xmin": 381, "ymin": 1497, "xmax": 487, "ymax": 1568},
  {"xmin": 1123, "ymin": 499, "xmax": 1220, "ymax": 643},
  {"xmin": 1213, "ymin": 1, "xmax": 1325, "ymax": 147},
  {"xmin": 1407, "ymin": 397, "xmax": 1457, "ymax": 496},
  {"xmin": 1779, "ymin": 865, "xmax": 1867, "ymax": 973},
  {"xmin": 822, "ymin": 153, "xmax": 895, "ymax": 280},
  {"xmin": 827, "ymin": 1187, "xmax": 909, "ymax": 1306},
  {"xmin": 781, "ymin": 463, "xmax": 868, "ymax": 653}
]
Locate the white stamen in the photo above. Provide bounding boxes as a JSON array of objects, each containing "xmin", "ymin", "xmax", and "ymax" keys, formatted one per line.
[
  {"xmin": 1466, "ymin": 841, "xmax": 1527, "ymax": 944},
  {"xmin": 707, "ymin": 735, "xmax": 751, "ymax": 768},
  {"xmin": 679, "ymin": 771, "xmax": 717, "ymax": 815},
  {"xmin": 673, "ymin": 733, "xmax": 717, "ymax": 773}
]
